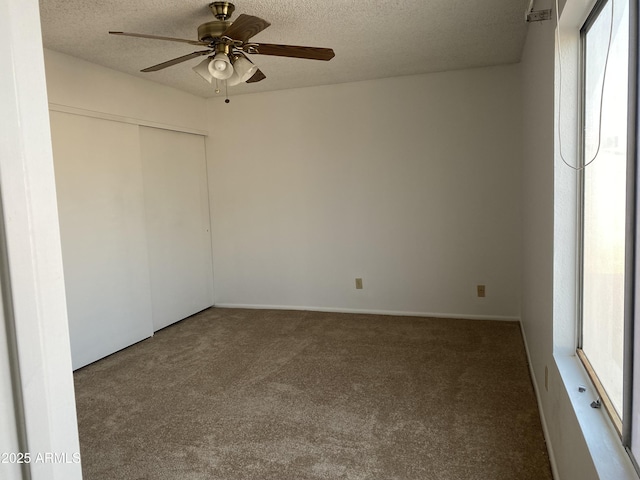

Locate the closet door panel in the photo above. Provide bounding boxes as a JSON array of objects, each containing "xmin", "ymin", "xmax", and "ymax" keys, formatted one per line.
[
  {"xmin": 140, "ymin": 127, "xmax": 213, "ymax": 331},
  {"xmin": 50, "ymin": 111, "xmax": 153, "ymax": 369}
]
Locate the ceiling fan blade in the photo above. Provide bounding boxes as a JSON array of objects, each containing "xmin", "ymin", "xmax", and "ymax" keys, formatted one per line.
[
  {"xmin": 246, "ymin": 69, "xmax": 266, "ymax": 83},
  {"xmin": 141, "ymin": 50, "xmax": 211, "ymax": 72},
  {"xmin": 222, "ymin": 14, "xmax": 271, "ymax": 43},
  {"xmin": 244, "ymin": 43, "xmax": 335, "ymax": 61},
  {"xmin": 109, "ymin": 31, "xmax": 208, "ymax": 46}
]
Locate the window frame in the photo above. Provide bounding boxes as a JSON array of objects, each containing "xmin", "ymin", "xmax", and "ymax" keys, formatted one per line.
[{"xmin": 627, "ymin": 0, "xmax": 639, "ymax": 459}]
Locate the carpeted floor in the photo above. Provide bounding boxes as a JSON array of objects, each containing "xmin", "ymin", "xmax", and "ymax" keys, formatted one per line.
[{"xmin": 73, "ymin": 308, "xmax": 552, "ymax": 480}]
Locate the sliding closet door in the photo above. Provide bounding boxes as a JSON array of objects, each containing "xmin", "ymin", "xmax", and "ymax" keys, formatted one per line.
[
  {"xmin": 140, "ymin": 127, "xmax": 214, "ymax": 331},
  {"xmin": 50, "ymin": 112, "xmax": 154, "ymax": 369}
]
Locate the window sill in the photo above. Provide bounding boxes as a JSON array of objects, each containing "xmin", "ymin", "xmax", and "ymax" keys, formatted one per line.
[{"xmin": 555, "ymin": 354, "xmax": 638, "ymax": 479}]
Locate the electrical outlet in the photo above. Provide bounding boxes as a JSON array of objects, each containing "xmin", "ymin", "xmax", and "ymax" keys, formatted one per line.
[
  {"xmin": 355, "ymin": 278, "xmax": 363, "ymax": 289},
  {"xmin": 477, "ymin": 284, "xmax": 486, "ymax": 297}
]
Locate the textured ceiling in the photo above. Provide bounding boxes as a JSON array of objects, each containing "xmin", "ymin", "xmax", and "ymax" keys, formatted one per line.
[{"xmin": 39, "ymin": 0, "xmax": 532, "ymax": 99}]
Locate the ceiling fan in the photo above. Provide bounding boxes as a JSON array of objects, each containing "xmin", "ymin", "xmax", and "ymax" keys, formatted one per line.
[{"xmin": 109, "ymin": 1, "xmax": 335, "ymax": 92}]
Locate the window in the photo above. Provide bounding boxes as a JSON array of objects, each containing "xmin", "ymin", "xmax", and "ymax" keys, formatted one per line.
[
  {"xmin": 554, "ymin": 0, "xmax": 640, "ymax": 474},
  {"xmin": 578, "ymin": 0, "xmax": 630, "ymax": 434}
]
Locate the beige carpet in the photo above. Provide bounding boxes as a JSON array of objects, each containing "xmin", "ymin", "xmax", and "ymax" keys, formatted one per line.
[{"xmin": 73, "ymin": 308, "xmax": 552, "ymax": 480}]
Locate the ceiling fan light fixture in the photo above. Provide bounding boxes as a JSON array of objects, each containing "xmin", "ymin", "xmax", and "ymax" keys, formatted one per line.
[
  {"xmin": 109, "ymin": 5, "xmax": 335, "ymax": 89},
  {"xmin": 209, "ymin": 53, "xmax": 234, "ymax": 80},
  {"xmin": 227, "ymin": 56, "xmax": 258, "ymax": 86},
  {"xmin": 192, "ymin": 58, "xmax": 214, "ymax": 83}
]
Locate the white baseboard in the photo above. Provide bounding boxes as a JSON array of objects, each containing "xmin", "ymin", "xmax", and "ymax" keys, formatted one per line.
[
  {"xmin": 519, "ymin": 321, "xmax": 560, "ymax": 480},
  {"xmin": 212, "ymin": 303, "xmax": 520, "ymax": 322}
]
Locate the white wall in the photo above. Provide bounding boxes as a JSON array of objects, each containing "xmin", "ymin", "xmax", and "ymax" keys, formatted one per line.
[
  {"xmin": 520, "ymin": 14, "xmax": 599, "ymax": 479},
  {"xmin": 44, "ymin": 49, "xmax": 207, "ymax": 131},
  {"xmin": 206, "ymin": 66, "xmax": 522, "ymax": 319}
]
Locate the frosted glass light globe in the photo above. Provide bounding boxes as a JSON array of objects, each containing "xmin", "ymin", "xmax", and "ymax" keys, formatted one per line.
[{"xmin": 208, "ymin": 53, "xmax": 234, "ymax": 80}]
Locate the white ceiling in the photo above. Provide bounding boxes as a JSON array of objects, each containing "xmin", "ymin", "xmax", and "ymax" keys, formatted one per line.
[{"xmin": 39, "ymin": 0, "xmax": 533, "ymax": 98}]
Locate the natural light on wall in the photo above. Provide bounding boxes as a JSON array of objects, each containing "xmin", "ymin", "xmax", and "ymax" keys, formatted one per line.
[{"xmin": 580, "ymin": 0, "xmax": 629, "ymax": 422}]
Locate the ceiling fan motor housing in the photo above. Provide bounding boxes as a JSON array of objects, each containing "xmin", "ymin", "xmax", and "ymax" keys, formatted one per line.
[
  {"xmin": 198, "ymin": 20, "xmax": 232, "ymax": 42},
  {"xmin": 200, "ymin": 2, "xmax": 235, "ymax": 42}
]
